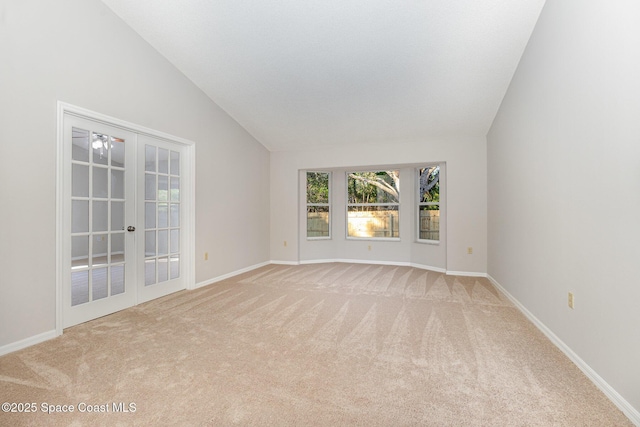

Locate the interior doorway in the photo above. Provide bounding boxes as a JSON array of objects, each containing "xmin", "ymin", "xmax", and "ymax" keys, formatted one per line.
[{"xmin": 57, "ymin": 103, "xmax": 194, "ymax": 329}]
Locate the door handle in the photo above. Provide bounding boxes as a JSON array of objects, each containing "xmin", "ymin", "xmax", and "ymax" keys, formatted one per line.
[{"xmin": 127, "ymin": 226, "xmax": 136, "ymax": 232}]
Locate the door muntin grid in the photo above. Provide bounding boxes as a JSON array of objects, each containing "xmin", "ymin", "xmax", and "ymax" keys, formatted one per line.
[
  {"xmin": 144, "ymin": 145, "xmax": 180, "ymax": 286},
  {"xmin": 71, "ymin": 127, "xmax": 127, "ymax": 306}
]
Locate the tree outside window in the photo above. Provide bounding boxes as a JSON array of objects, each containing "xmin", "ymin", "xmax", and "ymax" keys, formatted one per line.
[
  {"xmin": 306, "ymin": 172, "xmax": 330, "ymax": 238},
  {"xmin": 347, "ymin": 171, "xmax": 399, "ymax": 238},
  {"xmin": 418, "ymin": 166, "xmax": 439, "ymax": 242}
]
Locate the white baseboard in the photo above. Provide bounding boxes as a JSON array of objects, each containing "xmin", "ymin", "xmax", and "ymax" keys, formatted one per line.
[
  {"xmin": 0, "ymin": 330, "xmax": 58, "ymax": 357},
  {"xmin": 193, "ymin": 261, "xmax": 271, "ymax": 289},
  {"xmin": 446, "ymin": 270, "xmax": 487, "ymax": 278},
  {"xmin": 277, "ymin": 258, "xmax": 489, "ymax": 278},
  {"xmin": 270, "ymin": 260, "xmax": 300, "ymax": 266},
  {"xmin": 487, "ymin": 274, "xmax": 640, "ymax": 426}
]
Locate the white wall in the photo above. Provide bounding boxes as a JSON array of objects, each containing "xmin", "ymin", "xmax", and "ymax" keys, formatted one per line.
[
  {"xmin": 271, "ymin": 138, "xmax": 487, "ymax": 274},
  {"xmin": 488, "ymin": 0, "xmax": 640, "ymax": 417},
  {"xmin": 0, "ymin": 0, "xmax": 270, "ymax": 349}
]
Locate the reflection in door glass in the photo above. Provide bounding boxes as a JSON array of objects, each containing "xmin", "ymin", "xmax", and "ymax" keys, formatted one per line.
[
  {"xmin": 72, "ymin": 200, "xmax": 89, "ymax": 233},
  {"xmin": 92, "ymin": 268, "xmax": 108, "ymax": 300},
  {"xmin": 158, "ymin": 148, "xmax": 169, "ymax": 174},
  {"xmin": 111, "ymin": 137, "xmax": 125, "ymax": 167},
  {"xmin": 145, "ymin": 259, "xmax": 156, "ymax": 286},
  {"xmin": 158, "ymin": 257, "xmax": 169, "ymax": 283},
  {"xmin": 70, "ymin": 126, "xmax": 127, "ymax": 307},
  {"xmin": 72, "ymin": 236, "xmax": 89, "ymax": 269},
  {"xmin": 111, "ymin": 233, "xmax": 125, "ymax": 263},
  {"xmin": 170, "ymin": 256, "xmax": 179, "ymax": 279},
  {"xmin": 93, "ymin": 167, "xmax": 108, "ymax": 198},
  {"xmin": 92, "ymin": 132, "xmax": 109, "ymax": 165},
  {"xmin": 93, "ymin": 201, "xmax": 108, "ymax": 232},
  {"xmin": 72, "ymin": 164, "xmax": 89, "ymax": 197},
  {"xmin": 72, "ymin": 128, "xmax": 90, "ymax": 162},
  {"xmin": 111, "ymin": 265, "xmax": 125, "ymax": 295},
  {"xmin": 143, "ymin": 143, "xmax": 181, "ymax": 288},
  {"xmin": 71, "ymin": 271, "xmax": 89, "ymax": 306}
]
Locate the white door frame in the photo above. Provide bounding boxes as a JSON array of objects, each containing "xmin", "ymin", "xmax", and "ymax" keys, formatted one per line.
[{"xmin": 55, "ymin": 101, "xmax": 196, "ymax": 336}]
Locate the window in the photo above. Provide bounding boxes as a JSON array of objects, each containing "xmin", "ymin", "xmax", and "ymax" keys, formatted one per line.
[
  {"xmin": 306, "ymin": 172, "xmax": 330, "ymax": 238},
  {"xmin": 417, "ymin": 166, "xmax": 440, "ymax": 242},
  {"xmin": 347, "ymin": 171, "xmax": 399, "ymax": 238}
]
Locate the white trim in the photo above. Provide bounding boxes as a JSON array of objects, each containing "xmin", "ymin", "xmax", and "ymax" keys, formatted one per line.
[
  {"xmin": 487, "ymin": 274, "xmax": 640, "ymax": 426},
  {"xmin": 270, "ymin": 260, "xmax": 301, "ymax": 266},
  {"xmin": 56, "ymin": 103, "xmax": 65, "ymax": 337},
  {"xmin": 0, "ymin": 330, "xmax": 57, "ymax": 357},
  {"xmin": 411, "ymin": 263, "xmax": 447, "ymax": 274},
  {"xmin": 446, "ymin": 270, "xmax": 487, "ymax": 278},
  {"xmin": 298, "ymin": 258, "xmax": 447, "ymax": 274},
  {"xmin": 346, "ymin": 237, "xmax": 401, "ymax": 242},
  {"xmin": 193, "ymin": 261, "xmax": 271, "ymax": 289}
]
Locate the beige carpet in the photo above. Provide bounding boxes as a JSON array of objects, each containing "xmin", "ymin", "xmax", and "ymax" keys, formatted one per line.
[{"xmin": 0, "ymin": 263, "xmax": 632, "ymax": 426}]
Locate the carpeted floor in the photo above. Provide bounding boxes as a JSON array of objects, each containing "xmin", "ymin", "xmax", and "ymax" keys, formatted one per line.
[{"xmin": 0, "ymin": 263, "xmax": 633, "ymax": 426}]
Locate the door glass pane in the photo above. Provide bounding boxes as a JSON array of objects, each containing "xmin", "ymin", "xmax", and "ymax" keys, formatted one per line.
[
  {"xmin": 145, "ymin": 174, "xmax": 156, "ymax": 200},
  {"xmin": 111, "ymin": 201, "xmax": 124, "ymax": 231},
  {"xmin": 111, "ymin": 233, "xmax": 124, "ymax": 263},
  {"xmin": 111, "ymin": 169, "xmax": 124, "ymax": 199},
  {"xmin": 92, "ymin": 268, "xmax": 108, "ymax": 300},
  {"xmin": 111, "ymin": 265, "xmax": 125, "ymax": 295},
  {"xmin": 158, "ymin": 203, "xmax": 168, "ymax": 228},
  {"xmin": 145, "ymin": 203, "xmax": 156, "ymax": 229},
  {"xmin": 92, "ymin": 133, "xmax": 109, "ymax": 165},
  {"xmin": 170, "ymin": 229, "xmax": 179, "ymax": 254},
  {"xmin": 145, "ymin": 231, "xmax": 156, "ymax": 257},
  {"xmin": 170, "ymin": 177, "xmax": 180, "ymax": 201},
  {"xmin": 158, "ymin": 257, "xmax": 169, "ymax": 283},
  {"xmin": 92, "ymin": 201, "xmax": 108, "ymax": 232},
  {"xmin": 158, "ymin": 175, "xmax": 168, "ymax": 201},
  {"xmin": 170, "ymin": 204, "xmax": 180, "ymax": 227},
  {"xmin": 158, "ymin": 148, "xmax": 169, "ymax": 174},
  {"xmin": 72, "ymin": 236, "xmax": 89, "ymax": 269},
  {"xmin": 72, "ymin": 200, "xmax": 89, "ymax": 233},
  {"xmin": 158, "ymin": 230, "xmax": 168, "ymax": 256},
  {"xmin": 170, "ymin": 151, "xmax": 180, "ymax": 175},
  {"xmin": 93, "ymin": 167, "xmax": 108, "ymax": 198},
  {"xmin": 72, "ymin": 128, "xmax": 90, "ymax": 162},
  {"xmin": 72, "ymin": 164, "xmax": 89, "ymax": 197},
  {"xmin": 145, "ymin": 145, "xmax": 156, "ymax": 172},
  {"xmin": 170, "ymin": 256, "xmax": 179, "ymax": 279},
  {"xmin": 145, "ymin": 259, "xmax": 156, "ymax": 286},
  {"xmin": 92, "ymin": 235, "xmax": 108, "ymax": 266},
  {"xmin": 71, "ymin": 271, "xmax": 89, "ymax": 306},
  {"xmin": 111, "ymin": 137, "xmax": 125, "ymax": 167}
]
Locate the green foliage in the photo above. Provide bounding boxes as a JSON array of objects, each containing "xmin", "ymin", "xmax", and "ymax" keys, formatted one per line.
[
  {"xmin": 419, "ymin": 166, "xmax": 439, "ymax": 206},
  {"xmin": 347, "ymin": 171, "xmax": 399, "ymax": 205},
  {"xmin": 307, "ymin": 172, "xmax": 329, "ymax": 203}
]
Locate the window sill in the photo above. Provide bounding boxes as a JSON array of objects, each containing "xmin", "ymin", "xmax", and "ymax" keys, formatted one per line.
[
  {"xmin": 346, "ymin": 237, "xmax": 401, "ymax": 242},
  {"xmin": 416, "ymin": 239, "xmax": 440, "ymax": 245}
]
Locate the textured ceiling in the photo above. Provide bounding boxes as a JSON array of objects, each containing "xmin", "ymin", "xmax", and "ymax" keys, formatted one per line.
[{"xmin": 100, "ymin": 0, "xmax": 546, "ymax": 151}]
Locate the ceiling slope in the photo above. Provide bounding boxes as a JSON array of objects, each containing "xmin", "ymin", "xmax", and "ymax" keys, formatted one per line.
[{"xmin": 100, "ymin": 0, "xmax": 545, "ymax": 151}]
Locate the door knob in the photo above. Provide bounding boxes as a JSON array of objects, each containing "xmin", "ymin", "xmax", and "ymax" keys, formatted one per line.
[{"xmin": 127, "ymin": 226, "xmax": 136, "ymax": 232}]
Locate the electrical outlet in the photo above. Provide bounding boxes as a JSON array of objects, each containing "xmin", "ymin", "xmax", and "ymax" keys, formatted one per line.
[
  {"xmin": 204, "ymin": 252, "xmax": 208, "ymax": 261},
  {"xmin": 368, "ymin": 245, "xmax": 372, "ymax": 251},
  {"xmin": 568, "ymin": 292, "xmax": 574, "ymax": 309},
  {"xmin": 467, "ymin": 247, "xmax": 473, "ymax": 255},
  {"xmin": 284, "ymin": 241, "xmax": 287, "ymax": 247}
]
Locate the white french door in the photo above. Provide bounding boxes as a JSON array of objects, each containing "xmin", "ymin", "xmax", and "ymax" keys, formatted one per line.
[
  {"xmin": 62, "ymin": 113, "xmax": 189, "ymax": 328},
  {"xmin": 137, "ymin": 135, "xmax": 185, "ymax": 303}
]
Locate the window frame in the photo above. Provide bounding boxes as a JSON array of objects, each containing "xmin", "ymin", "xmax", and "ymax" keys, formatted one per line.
[
  {"xmin": 306, "ymin": 171, "xmax": 331, "ymax": 240},
  {"xmin": 416, "ymin": 165, "xmax": 440, "ymax": 244},
  {"xmin": 345, "ymin": 170, "xmax": 400, "ymax": 240}
]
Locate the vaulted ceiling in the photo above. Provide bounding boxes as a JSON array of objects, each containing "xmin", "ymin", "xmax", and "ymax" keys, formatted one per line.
[{"xmin": 100, "ymin": 0, "xmax": 546, "ymax": 151}]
